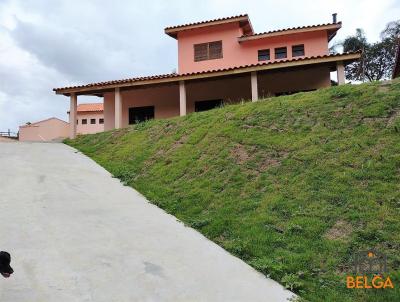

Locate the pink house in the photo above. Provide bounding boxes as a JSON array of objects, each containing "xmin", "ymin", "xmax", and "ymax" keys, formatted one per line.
[
  {"xmin": 73, "ymin": 103, "xmax": 104, "ymax": 135},
  {"xmin": 54, "ymin": 14, "xmax": 360, "ymax": 138},
  {"xmin": 19, "ymin": 117, "xmax": 69, "ymax": 142}
]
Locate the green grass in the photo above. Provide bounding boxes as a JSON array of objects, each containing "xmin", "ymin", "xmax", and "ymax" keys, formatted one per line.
[{"xmin": 66, "ymin": 79, "xmax": 400, "ymax": 301}]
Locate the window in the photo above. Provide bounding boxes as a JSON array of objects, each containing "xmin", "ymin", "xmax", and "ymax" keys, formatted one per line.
[
  {"xmin": 194, "ymin": 41, "xmax": 222, "ymax": 62},
  {"xmin": 275, "ymin": 47, "xmax": 287, "ymax": 59},
  {"xmin": 90, "ymin": 119, "xmax": 96, "ymax": 124},
  {"xmin": 99, "ymin": 118, "xmax": 104, "ymax": 124},
  {"xmin": 195, "ymin": 99, "xmax": 223, "ymax": 112},
  {"xmin": 292, "ymin": 44, "xmax": 305, "ymax": 57},
  {"xmin": 82, "ymin": 119, "xmax": 87, "ymax": 125},
  {"xmin": 258, "ymin": 49, "xmax": 270, "ymax": 61},
  {"xmin": 76, "ymin": 119, "xmax": 79, "ymax": 124},
  {"xmin": 129, "ymin": 106, "xmax": 155, "ymax": 124}
]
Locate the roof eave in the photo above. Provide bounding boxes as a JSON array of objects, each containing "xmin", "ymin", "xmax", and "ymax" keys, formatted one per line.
[
  {"xmin": 238, "ymin": 22, "xmax": 342, "ymax": 43},
  {"xmin": 164, "ymin": 15, "xmax": 251, "ymax": 39}
]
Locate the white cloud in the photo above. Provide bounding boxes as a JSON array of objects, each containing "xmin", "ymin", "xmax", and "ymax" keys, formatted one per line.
[{"xmin": 0, "ymin": 0, "xmax": 399, "ymax": 132}]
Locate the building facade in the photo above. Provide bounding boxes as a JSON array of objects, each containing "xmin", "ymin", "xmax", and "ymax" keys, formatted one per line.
[
  {"xmin": 54, "ymin": 14, "xmax": 361, "ymax": 138},
  {"xmin": 19, "ymin": 118, "xmax": 69, "ymax": 142},
  {"xmin": 75, "ymin": 103, "xmax": 104, "ymax": 135}
]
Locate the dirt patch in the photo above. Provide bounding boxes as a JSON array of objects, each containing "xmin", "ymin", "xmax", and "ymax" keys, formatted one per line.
[
  {"xmin": 230, "ymin": 144, "xmax": 251, "ymax": 164},
  {"xmin": 387, "ymin": 109, "xmax": 400, "ymax": 126},
  {"xmin": 324, "ymin": 220, "xmax": 353, "ymax": 241}
]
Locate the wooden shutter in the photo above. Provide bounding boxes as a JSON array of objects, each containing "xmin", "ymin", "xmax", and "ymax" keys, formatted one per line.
[
  {"xmin": 209, "ymin": 41, "xmax": 222, "ymax": 59},
  {"xmin": 194, "ymin": 43, "xmax": 208, "ymax": 62}
]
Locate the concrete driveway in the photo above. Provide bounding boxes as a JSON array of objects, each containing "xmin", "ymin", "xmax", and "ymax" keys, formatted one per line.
[{"xmin": 0, "ymin": 142, "xmax": 293, "ymax": 302}]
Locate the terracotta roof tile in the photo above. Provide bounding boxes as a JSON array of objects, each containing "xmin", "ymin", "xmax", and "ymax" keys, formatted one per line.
[
  {"xmin": 77, "ymin": 103, "xmax": 103, "ymax": 112},
  {"xmin": 54, "ymin": 52, "xmax": 360, "ymax": 93},
  {"xmin": 164, "ymin": 14, "xmax": 249, "ymax": 31},
  {"xmin": 239, "ymin": 22, "xmax": 341, "ymax": 40}
]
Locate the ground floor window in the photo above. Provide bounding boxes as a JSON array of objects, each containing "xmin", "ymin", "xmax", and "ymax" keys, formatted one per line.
[
  {"xmin": 195, "ymin": 99, "xmax": 223, "ymax": 112},
  {"xmin": 99, "ymin": 118, "xmax": 104, "ymax": 124},
  {"xmin": 129, "ymin": 106, "xmax": 155, "ymax": 124},
  {"xmin": 90, "ymin": 119, "xmax": 96, "ymax": 124}
]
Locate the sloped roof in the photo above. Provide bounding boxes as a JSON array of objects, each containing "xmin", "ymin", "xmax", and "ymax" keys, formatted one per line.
[
  {"xmin": 77, "ymin": 103, "xmax": 103, "ymax": 112},
  {"xmin": 239, "ymin": 22, "xmax": 342, "ymax": 42},
  {"xmin": 53, "ymin": 52, "xmax": 361, "ymax": 95},
  {"xmin": 19, "ymin": 117, "xmax": 68, "ymax": 128},
  {"xmin": 165, "ymin": 14, "xmax": 253, "ymax": 38}
]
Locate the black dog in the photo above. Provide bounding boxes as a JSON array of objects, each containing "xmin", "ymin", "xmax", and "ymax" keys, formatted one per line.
[{"xmin": 0, "ymin": 251, "xmax": 13, "ymax": 278}]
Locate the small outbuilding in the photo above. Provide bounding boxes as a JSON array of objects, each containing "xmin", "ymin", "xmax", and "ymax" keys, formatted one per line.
[{"xmin": 19, "ymin": 117, "xmax": 69, "ymax": 142}]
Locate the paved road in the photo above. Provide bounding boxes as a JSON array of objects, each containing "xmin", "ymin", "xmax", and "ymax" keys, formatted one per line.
[{"xmin": 0, "ymin": 142, "xmax": 293, "ymax": 302}]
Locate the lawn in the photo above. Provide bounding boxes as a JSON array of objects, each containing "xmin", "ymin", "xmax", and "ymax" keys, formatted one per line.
[{"xmin": 66, "ymin": 79, "xmax": 400, "ymax": 301}]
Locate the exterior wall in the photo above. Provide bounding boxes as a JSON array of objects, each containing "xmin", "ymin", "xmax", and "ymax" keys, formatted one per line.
[
  {"xmin": 177, "ymin": 22, "xmax": 329, "ymax": 74},
  {"xmin": 258, "ymin": 65, "xmax": 331, "ymax": 97},
  {"xmin": 76, "ymin": 112, "xmax": 104, "ymax": 134},
  {"xmin": 186, "ymin": 75, "xmax": 251, "ymax": 113},
  {"xmin": 103, "ymin": 84, "xmax": 180, "ymax": 130},
  {"xmin": 19, "ymin": 118, "xmax": 69, "ymax": 142}
]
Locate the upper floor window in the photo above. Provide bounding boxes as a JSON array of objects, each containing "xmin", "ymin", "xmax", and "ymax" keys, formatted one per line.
[
  {"xmin": 258, "ymin": 49, "xmax": 270, "ymax": 61},
  {"xmin": 275, "ymin": 47, "xmax": 287, "ymax": 59},
  {"xmin": 90, "ymin": 119, "xmax": 96, "ymax": 124},
  {"xmin": 292, "ymin": 44, "xmax": 305, "ymax": 57},
  {"xmin": 194, "ymin": 41, "xmax": 222, "ymax": 62},
  {"xmin": 99, "ymin": 118, "xmax": 104, "ymax": 124},
  {"xmin": 82, "ymin": 119, "xmax": 87, "ymax": 125}
]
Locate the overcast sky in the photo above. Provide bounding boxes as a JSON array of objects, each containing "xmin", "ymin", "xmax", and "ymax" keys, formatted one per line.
[{"xmin": 0, "ymin": 0, "xmax": 399, "ymax": 132}]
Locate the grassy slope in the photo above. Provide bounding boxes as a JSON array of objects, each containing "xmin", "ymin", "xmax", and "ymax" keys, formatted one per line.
[{"xmin": 66, "ymin": 80, "xmax": 400, "ymax": 301}]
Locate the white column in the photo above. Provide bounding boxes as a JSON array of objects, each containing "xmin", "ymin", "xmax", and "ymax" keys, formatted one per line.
[
  {"xmin": 337, "ymin": 61, "xmax": 345, "ymax": 85},
  {"xmin": 179, "ymin": 81, "xmax": 186, "ymax": 116},
  {"xmin": 251, "ymin": 71, "xmax": 258, "ymax": 101},
  {"xmin": 69, "ymin": 93, "xmax": 77, "ymax": 139},
  {"xmin": 115, "ymin": 87, "xmax": 122, "ymax": 129}
]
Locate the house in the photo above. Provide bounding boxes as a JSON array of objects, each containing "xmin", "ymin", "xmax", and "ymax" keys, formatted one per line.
[
  {"xmin": 393, "ymin": 39, "xmax": 400, "ymax": 79},
  {"xmin": 54, "ymin": 14, "xmax": 361, "ymax": 139},
  {"xmin": 73, "ymin": 103, "xmax": 104, "ymax": 135},
  {"xmin": 19, "ymin": 117, "xmax": 69, "ymax": 142}
]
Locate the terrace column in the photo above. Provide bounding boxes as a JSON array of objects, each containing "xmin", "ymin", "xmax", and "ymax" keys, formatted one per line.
[
  {"xmin": 251, "ymin": 71, "xmax": 258, "ymax": 101},
  {"xmin": 115, "ymin": 87, "xmax": 123, "ymax": 129},
  {"xmin": 69, "ymin": 93, "xmax": 77, "ymax": 139},
  {"xmin": 179, "ymin": 80, "xmax": 187, "ymax": 116},
  {"xmin": 337, "ymin": 61, "xmax": 345, "ymax": 85}
]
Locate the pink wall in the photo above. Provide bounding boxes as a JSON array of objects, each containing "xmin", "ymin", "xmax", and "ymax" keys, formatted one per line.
[
  {"xmin": 76, "ymin": 112, "xmax": 104, "ymax": 134},
  {"xmin": 19, "ymin": 118, "xmax": 69, "ymax": 142},
  {"xmin": 177, "ymin": 23, "xmax": 329, "ymax": 74},
  {"xmin": 103, "ymin": 84, "xmax": 179, "ymax": 131}
]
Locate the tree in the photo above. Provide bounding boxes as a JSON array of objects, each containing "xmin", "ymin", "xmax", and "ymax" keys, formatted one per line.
[{"xmin": 341, "ymin": 21, "xmax": 399, "ymax": 82}]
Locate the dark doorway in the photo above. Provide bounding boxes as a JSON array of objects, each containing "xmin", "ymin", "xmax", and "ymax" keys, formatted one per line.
[
  {"xmin": 129, "ymin": 106, "xmax": 155, "ymax": 124},
  {"xmin": 195, "ymin": 99, "xmax": 223, "ymax": 112}
]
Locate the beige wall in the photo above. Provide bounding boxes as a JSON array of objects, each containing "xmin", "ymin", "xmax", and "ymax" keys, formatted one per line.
[
  {"xmin": 19, "ymin": 118, "xmax": 69, "ymax": 142},
  {"xmin": 76, "ymin": 112, "xmax": 104, "ymax": 134},
  {"xmin": 102, "ymin": 66, "xmax": 331, "ymax": 131}
]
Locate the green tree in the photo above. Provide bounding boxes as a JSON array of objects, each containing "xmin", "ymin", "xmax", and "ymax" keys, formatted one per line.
[{"xmin": 342, "ymin": 21, "xmax": 399, "ymax": 82}]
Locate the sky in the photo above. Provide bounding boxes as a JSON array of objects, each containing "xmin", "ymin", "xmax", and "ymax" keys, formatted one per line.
[{"xmin": 0, "ymin": 0, "xmax": 399, "ymax": 132}]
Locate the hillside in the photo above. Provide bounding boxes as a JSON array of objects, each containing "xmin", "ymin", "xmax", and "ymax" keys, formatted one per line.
[{"xmin": 66, "ymin": 79, "xmax": 400, "ymax": 301}]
